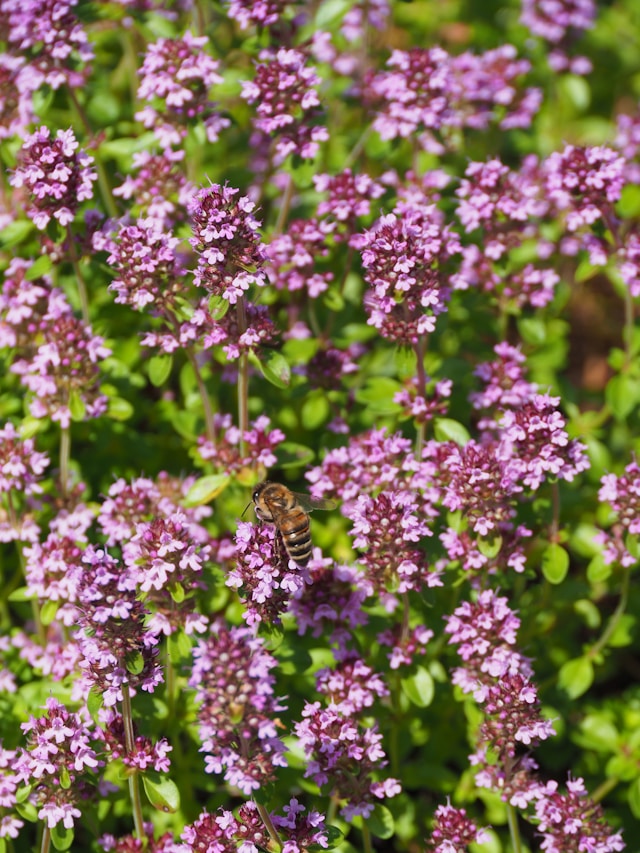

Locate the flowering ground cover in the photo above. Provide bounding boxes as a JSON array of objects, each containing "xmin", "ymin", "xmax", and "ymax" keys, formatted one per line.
[{"xmin": 0, "ymin": 0, "xmax": 639, "ymax": 851}]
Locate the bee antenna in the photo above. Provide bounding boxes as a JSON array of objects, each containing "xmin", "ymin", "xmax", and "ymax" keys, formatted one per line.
[{"xmin": 241, "ymin": 500, "xmax": 253, "ymax": 519}]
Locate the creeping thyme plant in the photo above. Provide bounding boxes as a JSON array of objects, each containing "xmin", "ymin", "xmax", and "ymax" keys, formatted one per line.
[{"xmin": 0, "ymin": 0, "xmax": 639, "ymax": 851}]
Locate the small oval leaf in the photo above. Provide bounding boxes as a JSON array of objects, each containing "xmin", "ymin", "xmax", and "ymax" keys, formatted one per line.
[
  {"xmin": 433, "ymin": 418, "xmax": 470, "ymax": 446},
  {"xmin": 184, "ymin": 473, "xmax": 231, "ymax": 506},
  {"xmin": 142, "ymin": 773, "xmax": 180, "ymax": 813},
  {"xmin": 542, "ymin": 543, "xmax": 570, "ymax": 584},
  {"xmin": 558, "ymin": 656, "xmax": 594, "ymax": 699},
  {"xmin": 401, "ymin": 666, "xmax": 435, "ymax": 708},
  {"xmin": 148, "ymin": 354, "xmax": 173, "ymax": 387},
  {"xmin": 50, "ymin": 824, "xmax": 74, "ymax": 851},
  {"xmin": 257, "ymin": 351, "xmax": 291, "ymax": 389}
]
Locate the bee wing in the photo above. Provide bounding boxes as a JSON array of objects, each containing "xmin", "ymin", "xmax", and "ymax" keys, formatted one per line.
[{"xmin": 292, "ymin": 492, "xmax": 338, "ymax": 513}]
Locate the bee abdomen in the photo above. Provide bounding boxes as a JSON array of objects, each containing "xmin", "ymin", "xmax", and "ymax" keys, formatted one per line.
[{"xmin": 281, "ymin": 518, "xmax": 312, "ymax": 566}]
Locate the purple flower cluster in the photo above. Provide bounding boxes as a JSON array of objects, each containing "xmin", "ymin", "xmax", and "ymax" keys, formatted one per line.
[
  {"xmin": 136, "ymin": 31, "xmax": 228, "ymax": 147},
  {"xmin": 0, "ymin": 54, "xmax": 34, "ymax": 140},
  {"xmin": 265, "ymin": 218, "xmax": 334, "ymax": 298},
  {"xmin": 197, "ymin": 414, "xmax": 284, "ymax": 476},
  {"xmin": 425, "ymin": 803, "xmax": 489, "ymax": 852},
  {"xmin": 189, "ymin": 624, "xmax": 288, "ymax": 794},
  {"xmin": 0, "ymin": 259, "xmax": 110, "ymax": 428},
  {"xmin": 1, "ymin": 0, "xmax": 93, "ymax": 90},
  {"xmin": 241, "ymin": 48, "xmax": 328, "ymax": 164},
  {"xmin": 10, "ymin": 126, "xmax": 96, "ymax": 230},
  {"xmin": 544, "ymin": 144, "xmax": 626, "ymax": 232},
  {"xmin": 113, "ymin": 150, "xmax": 195, "ymax": 229},
  {"xmin": 358, "ymin": 203, "xmax": 460, "ymax": 344},
  {"xmin": 122, "ymin": 511, "xmax": 209, "ymax": 635},
  {"xmin": 521, "ymin": 0, "xmax": 596, "ymax": 72},
  {"xmin": 443, "ymin": 589, "xmax": 619, "ymax": 853},
  {"xmin": 295, "ymin": 700, "xmax": 400, "ymax": 819},
  {"xmin": 368, "ymin": 46, "xmax": 541, "ymax": 150},
  {"xmin": 14, "ymin": 697, "xmax": 102, "ymax": 829},
  {"xmin": 189, "ymin": 183, "xmax": 266, "ymax": 303},
  {"xmin": 75, "ymin": 546, "xmax": 163, "ymax": 706},
  {"xmin": 534, "ymin": 776, "xmax": 625, "ymax": 853},
  {"xmin": 180, "ymin": 799, "xmax": 328, "ymax": 853},
  {"xmin": 226, "ymin": 0, "xmax": 288, "ymax": 30},
  {"xmin": 348, "ymin": 489, "xmax": 437, "ymax": 594},
  {"xmin": 230, "ymin": 521, "xmax": 313, "ymax": 626},
  {"xmin": 597, "ymin": 461, "xmax": 640, "ymax": 566}
]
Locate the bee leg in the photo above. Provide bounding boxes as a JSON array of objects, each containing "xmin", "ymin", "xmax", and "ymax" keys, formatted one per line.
[{"xmin": 273, "ymin": 531, "xmax": 286, "ymax": 567}]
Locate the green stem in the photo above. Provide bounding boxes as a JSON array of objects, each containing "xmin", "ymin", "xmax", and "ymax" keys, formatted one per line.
[
  {"xmin": 237, "ymin": 297, "xmax": 249, "ymax": 454},
  {"xmin": 255, "ymin": 800, "xmax": 282, "ymax": 850},
  {"xmin": 587, "ymin": 562, "xmax": 631, "ymax": 661},
  {"xmin": 362, "ymin": 820, "xmax": 373, "ymax": 853},
  {"xmin": 59, "ymin": 425, "xmax": 71, "ymax": 500},
  {"xmin": 165, "ymin": 642, "xmax": 176, "ymax": 719},
  {"xmin": 590, "ymin": 774, "xmax": 620, "ymax": 803},
  {"xmin": 66, "ymin": 226, "xmax": 90, "ymax": 324},
  {"xmin": 185, "ymin": 346, "xmax": 216, "ymax": 445},
  {"xmin": 506, "ymin": 803, "xmax": 523, "ymax": 853},
  {"xmin": 40, "ymin": 824, "xmax": 51, "ymax": 853},
  {"xmin": 7, "ymin": 496, "xmax": 45, "ymax": 642},
  {"xmin": 273, "ymin": 173, "xmax": 294, "ymax": 236},
  {"xmin": 121, "ymin": 683, "xmax": 146, "ymax": 846},
  {"xmin": 413, "ymin": 336, "xmax": 428, "ymax": 455},
  {"xmin": 549, "ymin": 480, "xmax": 560, "ymax": 542},
  {"xmin": 66, "ymin": 86, "xmax": 118, "ymax": 220}
]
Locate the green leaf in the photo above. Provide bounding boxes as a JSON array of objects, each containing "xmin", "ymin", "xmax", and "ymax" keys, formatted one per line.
[
  {"xmin": 8, "ymin": 586, "xmax": 36, "ymax": 602},
  {"xmin": 69, "ymin": 389, "xmax": 87, "ymax": 422},
  {"xmin": 518, "ymin": 316, "xmax": 546, "ymax": 345},
  {"xmin": 315, "ymin": 0, "xmax": 351, "ymax": 27},
  {"xmin": 126, "ymin": 652, "xmax": 145, "ymax": 675},
  {"xmin": 618, "ymin": 183, "xmax": 640, "ymax": 218},
  {"xmin": 40, "ymin": 599, "xmax": 59, "ymax": 626},
  {"xmin": 355, "ymin": 377, "xmax": 402, "ymax": 414},
  {"xmin": 629, "ymin": 777, "xmax": 640, "ymax": 819},
  {"xmin": 168, "ymin": 630, "xmax": 192, "ymax": 663},
  {"xmin": 142, "ymin": 773, "xmax": 180, "ymax": 813},
  {"xmin": 606, "ymin": 374, "xmax": 638, "ymax": 420},
  {"xmin": 25, "ymin": 254, "xmax": 53, "ymax": 280},
  {"xmin": 477, "ymin": 535, "xmax": 503, "ymax": 560},
  {"xmin": 541, "ymin": 543, "xmax": 570, "ymax": 584},
  {"xmin": 107, "ymin": 396, "xmax": 134, "ymax": 421},
  {"xmin": 580, "ymin": 714, "xmax": 619, "ymax": 751},
  {"xmin": 574, "ymin": 599, "xmax": 601, "ymax": 629},
  {"xmin": 586, "ymin": 554, "xmax": 611, "ymax": 584},
  {"xmin": 15, "ymin": 784, "xmax": 32, "ymax": 804},
  {"xmin": 0, "ymin": 219, "xmax": 33, "ymax": 248},
  {"xmin": 558, "ymin": 74, "xmax": 591, "ymax": 111},
  {"xmin": 558, "ymin": 656, "xmax": 594, "ymax": 699},
  {"xmin": 366, "ymin": 804, "xmax": 395, "ymax": 839},
  {"xmin": 59, "ymin": 765, "xmax": 71, "ymax": 790},
  {"xmin": 208, "ymin": 294, "xmax": 230, "ymax": 320},
  {"xmin": 301, "ymin": 391, "xmax": 330, "ymax": 429},
  {"xmin": 433, "ymin": 418, "xmax": 470, "ymax": 445},
  {"xmin": 323, "ymin": 287, "xmax": 345, "ymax": 312},
  {"xmin": 255, "ymin": 351, "xmax": 291, "ymax": 389},
  {"xmin": 184, "ymin": 473, "xmax": 231, "ymax": 506},
  {"xmin": 148, "ymin": 354, "xmax": 173, "ymax": 387},
  {"xmin": 87, "ymin": 688, "xmax": 104, "ymax": 721},
  {"xmin": 401, "ymin": 666, "xmax": 435, "ymax": 708},
  {"xmin": 50, "ymin": 825, "xmax": 74, "ymax": 851},
  {"xmin": 277, "ymin": 441, "xmax": 315, "ymax": 469},
  {"xmin": 168, "ymin": 581, "xmax": 185, "ymax": 604},
  {"xmin": 15, "ymin": 800, "xmax": 38, "ymax": 822},
  {"xmin": 608, "ymin": 613, "xmax": 635, "ymax": 648}
]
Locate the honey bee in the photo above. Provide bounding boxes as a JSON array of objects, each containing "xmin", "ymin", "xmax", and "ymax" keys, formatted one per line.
[{"xmin": 250, "ymin": 481, "xmax": 336, "ymax": 567}]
